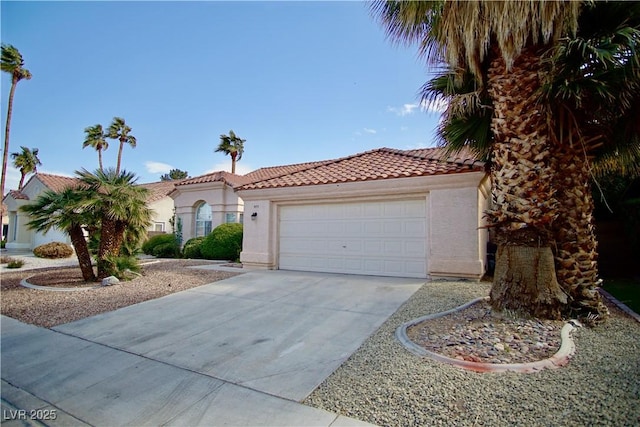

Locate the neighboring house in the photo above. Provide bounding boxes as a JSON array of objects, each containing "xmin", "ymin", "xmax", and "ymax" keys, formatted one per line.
[
  {"xmin": 2, "ymin": 173, "xmax": 178, "ymax": 250},
  {"xmin": 236, "ymin": 147, "xmax": 490, "ymax": 279}
]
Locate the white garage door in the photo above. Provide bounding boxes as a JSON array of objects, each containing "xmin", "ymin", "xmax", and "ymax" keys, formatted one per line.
[{"xmin": 279, "ymin": 199, "xmax": 427, "ymax": 278}]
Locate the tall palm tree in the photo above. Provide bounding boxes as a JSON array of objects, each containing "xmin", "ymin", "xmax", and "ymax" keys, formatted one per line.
[
  {"xmin": 83, "ymin": 124, "xmax": 109, "ymax": 171},
  {"xmin": 75, "ymin": 168, "xmax": 151, "ymax": 279},
  {"xmin": 372, "ymin": 1, "xmax": 595, "ymax": 319},
  {"xmin": 1, "ymin": 44, "xmax": 31, "ymax": 240},
  {"xmin": 21, "ymin": 187, "xmax": 96, "ymax": 281},
  {"xmin": 378, "ymin": 1, "xmax": 640, "ymax": 319},
  {"xmin": 216, "ymin": 130, "xmax": 245, "ymax": 174},
  {"xmin": 10, "ymin": 146, "xmax": 41, "ymax": 190},
  {"xmin": 106, "ymin": 117, "xmax": 136, "ymax": 175}
]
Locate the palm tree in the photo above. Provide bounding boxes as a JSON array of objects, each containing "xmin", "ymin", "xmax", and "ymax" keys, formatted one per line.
[
  {"xmin": 380, "ymin": 1, "xmax": 640, "ymax": 319},
  {"xmin": 160, "ymin": 168, "xmax": 188, "ymax": 181},
  {"xmin": 75, "ymin": 168, "xmax": 151, "ymax": 279},
  {"xmin": 10, "ymin": 146, "xmax": 41, "ymax": 190},
  {"xmin": 216, "ymin": 130, "xmax": 245, "ymax": 174},
  {"xmin": 106, "ymin": 117, "xmax": 136, "ymax": 175},
  {"xmin": 372, "ymin": 1, "xmax": 604, "ymax": 319},
  {"xmin": 1, "ymin": 44, "xmax": 31, "ymax": 240},
  {"xmin": 83, "ymin": 124, "xmax": 108, "ymax": 171},
  {"xmin": 20, "ymin": 187, "xmax": 96, "ymax": 281}
]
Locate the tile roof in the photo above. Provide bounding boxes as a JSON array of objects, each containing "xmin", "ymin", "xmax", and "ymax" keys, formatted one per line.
[
  {"xmin": 34, "ymin": 173, "xmax": 79, "ymax": 192},
  {"xmin": 8, "ymin": 189, "xmax": 29, "ymax": 200},
  {"xmin": 237, "ymin": 147, "xmax": 485, "ymax": 190},
  {"xmin": 139, "ymin": 180, "xmax": 181, "ymax": 203},
  {"xmin": 175, "ymin": 171, "xmax": 251, "ymax": 188}
]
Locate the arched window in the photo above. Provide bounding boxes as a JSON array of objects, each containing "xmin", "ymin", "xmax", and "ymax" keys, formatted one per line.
[{"xmin": 195, "ymin": 203, "xmax": 212, "ymax": 237}]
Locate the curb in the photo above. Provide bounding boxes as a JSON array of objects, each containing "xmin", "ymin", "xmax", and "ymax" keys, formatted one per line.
[
  {"xmin": 598, "ymin": 287, "xmax": 640, "ymax": 324},
  {"xmin": 396, "ymin": 297, "xmax": 580, "ymax": 373}
]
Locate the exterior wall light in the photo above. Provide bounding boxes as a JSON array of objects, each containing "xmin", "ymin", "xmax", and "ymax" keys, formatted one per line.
[{"xmin": 251, "ymin": 212, "xmax": 258, "ymax": 220}]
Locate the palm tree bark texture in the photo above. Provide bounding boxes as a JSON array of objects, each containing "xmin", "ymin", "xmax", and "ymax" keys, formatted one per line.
[{"xmin": 485, "ymin": 46, "xmax": 568, "ymax": 319}]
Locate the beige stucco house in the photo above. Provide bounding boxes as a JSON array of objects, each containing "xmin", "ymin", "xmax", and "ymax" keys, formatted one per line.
[
  {"xmin": 236, "ymin": 147, "xmax": 490, "ymax": 279},
  {"xmin": 2, "ymin": 173, "xmax": 178, "ymax": 250},
  {"xmin": 170, "ymin": 171, "xmax": 247, "ymax": 244}
]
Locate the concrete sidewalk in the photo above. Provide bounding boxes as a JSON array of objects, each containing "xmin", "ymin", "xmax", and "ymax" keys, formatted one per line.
[{"xmin": 1, "ymin": 270, "xmax": 424, "ymax": 426}]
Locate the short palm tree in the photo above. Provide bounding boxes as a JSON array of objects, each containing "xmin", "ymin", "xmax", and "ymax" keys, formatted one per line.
[
  {"xmin": 83, "ymin": 124, "xmax": 109, "ymax": 171},
  {"xmin": 216, "ymin": 130, "xmax": 245, "ymax": 174},
  {"xmin": 10, "ymin": 146, "xmax": 41, "ymax": 190},
  {"xmin": 1, "ymin": 44, "xmax": 31, "ymax": 240},
  {"xmin": 75, "ymin": 168, "xmax": 151, "ymax": 279},
  {"xmin": 106, "ymin": 117, "xmax": 137, "ymax": 175},
  {"xmin": 21, "ymin": 187, "xmax": 96, "ymax": 281}
]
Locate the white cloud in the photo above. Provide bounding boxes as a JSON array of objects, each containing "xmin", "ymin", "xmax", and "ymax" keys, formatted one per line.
[
  {"xmin": 145, "ymin": 161, "xmax": 173, "ymax": 174},
  {"xmin": 206, "ymin": 161, "xmax": 254, "ymax": 176},
  {"xmin": 363, "ymin": 128, "xmax": 377, "ymax": 134},
  {"xmin": 387, "ymin": 103, "xmax": 419, "ymax": 116}
]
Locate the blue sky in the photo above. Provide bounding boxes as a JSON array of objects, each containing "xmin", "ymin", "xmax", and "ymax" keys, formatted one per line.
[{"xmin": 1, "ymin": 1, "xmax": 443, "ymax": 189}]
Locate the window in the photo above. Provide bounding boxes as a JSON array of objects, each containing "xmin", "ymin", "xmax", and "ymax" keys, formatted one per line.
[
  {"xmin": 225, "ymin": 212, "xmax": 237, "ymax": 223},
  {"xmin": 153, "ymin": 222, "xmax": 165, "ymax": 232},
  {"xmin": 195, "ymin": 203, "xmax": 212, "ymax": 237}
]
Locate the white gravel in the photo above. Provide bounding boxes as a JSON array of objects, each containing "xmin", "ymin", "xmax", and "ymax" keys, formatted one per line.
[{"xmin": 305, "ymin": 280, "xmax": 640, "ymax": 427}]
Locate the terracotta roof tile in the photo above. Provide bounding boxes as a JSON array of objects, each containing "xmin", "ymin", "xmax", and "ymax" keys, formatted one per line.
[
  {"xmin": 139, "ymin": 180, "xmax": 181, "ymax": 203},
  {"xmin": 238, "ymin": 147, "xmax": 484, "ymax": 190},
  {"xmin": 176, "ymin": 171, "xmax": 250, "ymax": 188},
  {"xmin": 34, "ymin": 173, "xmax": 79, "ymax": 192},
  {"xmin": 8, "ymin": 189, "xmax": 29, "ymax": 200}
]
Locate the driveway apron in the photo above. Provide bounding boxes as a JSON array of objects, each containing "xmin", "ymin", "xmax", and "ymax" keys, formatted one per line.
[{"xmin": 2, "ymin": 270, "xmax": 423, "ymax": 426}]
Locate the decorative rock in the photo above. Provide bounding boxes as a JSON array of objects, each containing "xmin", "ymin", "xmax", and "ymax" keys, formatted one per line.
[{"xmin": 101, "ymin": 276, "xmax": 120, "ymax": 286}]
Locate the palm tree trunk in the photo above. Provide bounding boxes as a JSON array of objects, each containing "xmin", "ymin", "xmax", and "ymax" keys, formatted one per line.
[
  {"xmin": 551, "ymin": 143, "xmax": 608, "ymax": 318},
  {"xmin": 486, "ymin": 46, "xmax": 567, "ymax": 319},
  {"xmin": 68, "ymin": 224, "xmax": 96, "ymax": 281},
  {"xmin": 0, "ymin": 78, "xmax": 18, "ymax": 241},
  {"xmin": 116, "ymin": 140, "xmax": 124, "ymax": 175},
  {"xmin": 97, "ymin": 217, "xmax": 118, "ymax": 279},
  {"xmin": 98, "ymin": 149, "xmax": 103, "ymax": 172},
  {"xmin": 231, "ymin": 152, "xmax": 237, "ymax": 174},
  {"xmin": 17, "ymin": 172, "xmax": 25, "ymax": 190}
]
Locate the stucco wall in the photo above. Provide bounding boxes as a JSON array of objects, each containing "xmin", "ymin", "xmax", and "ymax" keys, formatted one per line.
[
  {"xmin": 171, "ymin": 182, "xmax": 244, "ymax": 244},
  {"xmin": 4, "ymin": 177, "xmax": 72, "ymax": 250},
  {"xmin": 239, "ymin": 171, "xmax": 488, "ymax": 279},
  {"xmin": 149, "ymin": 197, "xmax": 175, "ymax": 233}
]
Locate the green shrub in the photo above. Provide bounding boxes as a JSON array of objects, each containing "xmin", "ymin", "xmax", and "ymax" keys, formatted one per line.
[
  {"xmin": 7, "ymin": 258, "xmax": 24, "ymax": 269},
  {"xmin": 1, "ymin": 240, "xmax": 6, "ymax": 249},
  {"xmin": 201, "ymin": 223, "xmax": 243, "ymax": 261},
  {"xmin": 152, "ymin": 241, "xmax": 181, "ymax": 258},
  {"xmin": 101, "ymin": 255, "xmax": 141, "ymax": 280},
  {"xmin": 182, "ymin": 236, "xmax": 206, "ymax": 259},
  {"xmin": 33, "ymin": 242, "xmax": 74, "ymax": 259},
  {"xmin": 141, "ymin": 234, "xmax": 178, "ymax": 256}
]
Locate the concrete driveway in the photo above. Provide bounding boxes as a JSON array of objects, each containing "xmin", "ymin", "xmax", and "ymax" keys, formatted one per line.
[{"xmin": 1, "ymin": 269, "xmax": 423, "ymax": 426}]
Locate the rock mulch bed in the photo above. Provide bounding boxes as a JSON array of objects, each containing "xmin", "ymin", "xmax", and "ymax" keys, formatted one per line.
[
  {"xmin": 406, "ymin": 299, "xmax": 564, "ymax": 364},
  {"xmin": 1, "ymin": 260, "xmax": 238, "ymax": 328},
  {"xmin": 305, "ymin": 281, "xmax": 640, "ymax": 427}
]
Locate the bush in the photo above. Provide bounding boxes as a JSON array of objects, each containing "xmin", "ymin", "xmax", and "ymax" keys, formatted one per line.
[
  {"xmin": 7, "ymin": 258, "xmax": 24, "ymax": 269},
  {"xmin": 101, "ymin": 255, "xmax": 141, "ymax": 280},
  {"xmin": 141, "ymin": 234, "xmax": 178, "ymax": 256},
  {"xmin": 152, "ymin": 242, "xmax": 181, "ymax": 258},
  {"xmin": 33, "ymin": 242, "xmax": 74, "ymax": 259},
  {"xmin": 182, "ymin": 237, "xmax": 206, "ymax": 259},
  {"xmin": 1, "ymin": 240, "xmax": 6, "ymax": 249},
  {"xmin": 201, "ymin": 223, "xmax": 243, "ymax": 261}
]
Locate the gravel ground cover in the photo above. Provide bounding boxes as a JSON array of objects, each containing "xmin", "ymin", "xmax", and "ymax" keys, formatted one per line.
[
  {"xmin": 305, "ymin": 281, "xmax": 640, "ymax": 427},
  {"xmin": 1, "ymin": 260, "xmax": 238, "ymax": 328}
]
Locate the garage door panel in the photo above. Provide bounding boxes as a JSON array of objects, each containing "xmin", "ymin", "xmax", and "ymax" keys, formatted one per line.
[{"xmin": 279, "ymin": 200, "xmax": 427, "ymax": 278}]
